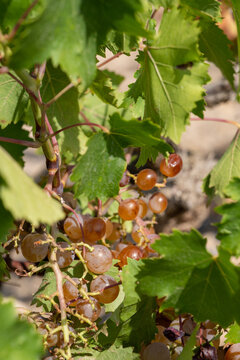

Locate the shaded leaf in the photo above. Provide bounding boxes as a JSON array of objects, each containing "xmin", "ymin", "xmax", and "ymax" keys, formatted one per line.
[
  {"xmin": 71, "ymin": 133, "xmax": 126, "ymax": 201},
  {"xmin": 0, "ymin": 146, "xmax": 64, "ymax": 226}
]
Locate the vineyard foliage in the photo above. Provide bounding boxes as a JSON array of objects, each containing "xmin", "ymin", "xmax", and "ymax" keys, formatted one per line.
[{"xmin": 0, "ymin": 0, "xmax": 240, "ymax": 359}]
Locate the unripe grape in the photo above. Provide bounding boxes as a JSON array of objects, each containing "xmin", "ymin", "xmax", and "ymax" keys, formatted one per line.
[
  {"xmin": 137, "ymin": 199, "xmax": 148, "ymax": 218},
  {"xmin": 142, "ymin": 343, "xmax": 171, "ymax": 360},
  {"xmin": 149, "ymin": 192, "xmax": 168, "ymax": 214},
  {"xmin": 160, "ymin": 153, "xmax": 183, "ymax": 177},
  {"xmin": 84, "ymin": 217, "xmax": 106, "ymax": 243},
  {"xmin": 76, "ymin": 297, "xmax": 101, "ymax": 321},
  {"xmin": 55, "ymin": 242, "xmax": 74, "ymax": 268},
  {"xmin": 225, "ymin": 344, "xmax": 240, "ymax": 360},
  {"xmin": 118, "ymin": 199, "xmax": 139, "ymax": 221},
  {"xmin": 106, "ymin": 222, "xmax": 121, "ymax": 242},
  {"xmin": 90, "ymin": 275, "xmax": 120, "ymax": 304},
  {"xmin": 21, "ymin": 233, "xmax": 49, "ymax": 262},
  {"xmin": 63, "ymin": 278, "xmax": 88, "ymax": 306},
  {"xmin": 63, "ymin": 213, "xmax": 84, "ymax": 241},
  {"xmin": 84, "ymin": 245, "xmax": 113, "ymax": 274},
  {"xmin": 117, "ymin": 245, "xmax": 143, "ymax": 267},
  {"xmin": 136, "ymin": 169, "xmax": 157, "ymax": 190}
]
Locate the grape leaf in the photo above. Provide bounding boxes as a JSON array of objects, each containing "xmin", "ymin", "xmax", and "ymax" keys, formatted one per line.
[
  {"xmin": 225, "ymin": 322, "xmax": 240, "ymax": 344},
  {"xmin": 0, "ymin": 239, "xmax": 10, "ymax": 280},
  {"xmin": 215, "ymin": 178, "xmax": 240, "ymax": 256},
  {"xmin": 138, "ymin": 230, "xmax": 240, "ymax": 327},
  {"xmin": 178, "ymin": 325, "xmax": 200, "ymax": 360},
  {"xmin": 199, "ymin": 20, "xmax": 235, "ymax": 88},
  {"xmin": 91, "ymin": 70, "xmax": 119, "ymax": 107},
  {"xmin": 0, "ymin": 300, "xmax": 43, "ymax": 360},
  {"xmin": 203, "ymin": 130, "xmax": 240, "ymax": 197},
  {"xmin": 41, "ymin": 62, "xmax": 80, "ymax": 158},
  {"xmin": 181, "ymin": 0, "xmax": 221, "ymax": 20},
  {"xmin": 110, "ymin": 113, "xmax": 173, "ymax": 156},
  {"xmin": 0, "ymin": 122, "xmax": 31, "ymax": 166},
  {"xmin": 0, "ymin": 73, "xmax": 29, "ymax": 129},
  {"xmin": 71, "ymin": 133, "xmax": 126, "ymax": 201},
  {"xmin": 125, "ymin": 8, "xmax": 209, "ymax": 143},
  {"xmin": 0, "ymin": 146, "xmax": 64, "ymax": 226},
  {"xmin": 121, "ymin": 259, "xmax": 142, "ymax": 307},
  {"xmin": 0, "ymin": 199, "xmax": 14, "ymax": 244},
  {"xmin": 102, "ymin": 30, "xmax": 139, "ymax": 55}
]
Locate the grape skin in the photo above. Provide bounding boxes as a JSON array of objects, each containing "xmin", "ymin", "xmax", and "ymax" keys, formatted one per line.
[
  {"xmin": 137, "ymin": 199, "xmax": 148, "ymax": 218},
  {"xmin": 224, "ymin": 343, "xmax": 240, "ymax": 360},
  {"xmin": 76, "ymin": 297, "xmax": 101, "ymax": 321},
  {"xmin": 118, "ymin": 199, "xmax": 139, "ymax": 221},
  {"xmin": 21, "ymin": 233, "xmax": 49, "ymax": 262},
  {"xmin": 55, "ymin": 242, "xmax": 74, "ymax": 268},
  {"xmin": 84, "ymin": 217, "xmax": 106, "ymax": 243},
  {"xmin": 117, "ymin": 245, "xmax": 143, "ymax": 267},
  {"xmin": 149, "ymin": 192, "xmax": 168, "ymax": 214},
  {"xmin": 63, "ymin": 278, "xmax": 88, "ymax": 306},
  {"xmin": 90, "ymin": 275, "xmax": 120, "ymax": 304},
  {"xmin": 84, "ymin": 245, "xmax": 113, "ymax": 274},
  {"xmin": 63, "ymin": 213, "xmax": 84, "ymax": 241},
  {"xmin": 136, "ymin": 169, "xmax": 157, "ymax": 191},
  {"xmin": 160, "ymin": 153, "xmax": 183, "ymax": 177}
]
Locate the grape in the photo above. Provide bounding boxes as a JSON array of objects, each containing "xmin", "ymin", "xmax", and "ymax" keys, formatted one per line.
[
  {"xmin": 63, "ymin": 213, "xmax": 84, "ymax": 241},
  {"xmin": 103, "ymin": 218, "xmax": 114, "ymax": 238},
  {"xmin": 137, "ymin": 199, "xmax": 148, "ymax": 218},
  {"xmin": 76, "ymin": 297, "xmax": 101, "ymax": 321},
  {"xmin": 63, "ymin": 278, "xmax": 88, "ymax": 306},
  {"xmin": 142, "ymin": 343, "xmax": 171, "ymax": 360},
  {"xmin": 149, "ymin": 192, "xmax": 168, "ymax": 214},
  {"xmin": 118, "ymin": 199, "xmax": 139, "ymax": 221},
  {"xmin": 117, "ymin": 245, "xmax": 143, "ymax": 267},
  {"xmin": 115, "ymin": 242, "xmax": 129, "ymax": 253},
  {"xmin": 84, "ymin": 217, "xmax": 106, "ymax": 243},
  {"xmin": 131, "ymin": 228, "xmax": 142, "ymax": 244},
  {"xmin": 38, "ymin": 322, "xmax": 59, "ymax": 347},
  {"xmin": 55, "ymin": 242, "xmax": 74, "ymax": 268},
  {"xmin": 90, "ymin": 275, "xmax": 120, "ymax": 304},
  {"xmin": 119, "ymin": 171, "xmax": 130, "ymax": 187},
  {"xmin": 84, "ymin": 245, "xmax": 113, "ymax": 274},
  {"xmin": 136, "ymin": 169, "xmax": 157, "ymax": 190},
  {"xmin": 21, "ymin": 233, "xmax": 49, "ymax": 262},
  {"xmin": 225, "ymin": 344, "xmax": 240, "ymax": 360},
  {"xmin": 160, "ymin": 153, "xmax": 183, "ymax": 177},
  {"xmin": 106, "ymin": 222, "xmax": 121, "ymax": 242}
]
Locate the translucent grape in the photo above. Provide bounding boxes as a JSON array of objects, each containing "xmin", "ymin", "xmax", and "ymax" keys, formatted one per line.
[
  {"xmin": 103, "ymin": 218, "xmax": 114, "ymax": 238},
  {"xmin": 84, "ymin": 217, "xmax": 106, "ymax": 243},
  {"xmin": 63, "ymin": 213, "xmax": 84, "ymax": 241},
  {"xmin": 225, "ymin": 344, "xmax": 240, "ymax": 360},
  {"xmin": 149, "ymin": 192, "xmax": 168, "ymax": 214},
  {"xmin": 117, "ymin": 245, "xmax": 143, "ymax": 267},
  {"xmin": 63, "ymin": 278, "xmax": 88, "ymax": 306},
  {"xmin": 142, "ymin": 343, "xmax": 171, "ymax": 360},
  {"xmin": 55, "ymin": 242, "xmax": 74, "ymax": 268},
  {"xmin": 137, "ymin": 199, "xmax": 148, "ymax": 218},
  {"xmin": 136, "ymin": 169, "xmax": 157, "ymax": 190},
  {"xmin": 106, "ymin": 222, "xmax": 121, "ymax": 242},
  {"xmin": 38, "ymin": 322, "xmax": 59, "ymax": 347},
  {"xmin": 84, "ymin": 245, "xmax": 113, "ymax": 274},
  {"xmin": 160, "ymin": 153, "xmax": 183, "ymax": 177},
  {"xmin": 118, "ymin": 199, "xmax": 139, "ymax": 221},
  {"xmin": 76, "ymin": 297, "xmax": 101, "ymax": 321},
  {"xmin": 90, "ymin": 275, "xmax": 120, "ymax": 304},
  {"xmin": 21, "ymin": 233, "xmax": 49, "ymax": 262}
]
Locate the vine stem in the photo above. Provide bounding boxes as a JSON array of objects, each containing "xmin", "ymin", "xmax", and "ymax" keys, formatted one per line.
[
  {"xmin": 6, "ymin": 0, "xmax": 40, "ymax": 41},
  {"xmin": 191, "ymin": 117, "xmax": 240, "ymax": 129},
  {"xmin": 47, "ymin": 121, "xmax": 110, "ymax": 139},
  {"xmin": 97, "ymin": 51, "xmax": 123, "ymax": 68},
  {"xmin": 0, "ymin": 136, "xmax": 40, "ymax": 148}
]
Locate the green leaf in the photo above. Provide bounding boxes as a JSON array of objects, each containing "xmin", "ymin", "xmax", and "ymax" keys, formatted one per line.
[
  {"xmin": 0, "ymin": 122, "xmax": 30, "ymax": 166},
  {"xmin": 178, "ymin": 325, "xmax": 200, "ymax": 360},
  {"xmin": 41, "ymin": 62, "xmax": 80, "ymax": 159},
  {"xmin": 204, "ymin": 130, "xmax": 240, "ymax": 197},
  {"xmin": 126, "ymin": 8, "xmax": 210, "ymax": 143},
  {"xmin": 0, "ymin": 300, "xmax": 43, "ymax": 360},
  {"xmin": 71, "ymin": 133, "xmax": 126, "ymax": 201},
  {"xmin": 91, "ymin": 70, "xmax": 119, "ymax": 107},
  {"xmin": 110, "ymin": 113, "xmax": 173, "ymax": 157},
  {"xmin": 0, "ymin": 146, "xmax": 64, "ymax": 226},
  {"xmin": 138, "ymin": 230, "xmax": 240, "ymax": 327},
  {"xmin": 121, "ymin": 259, "xmax": 142, "ymax": 307},
  {"xmin": 181, "ymin": 0, "xmax": 221, "ymax": 20},
  {"xmin": 225, "ymin": 322, "xmax": 240, "ymax": 344},
  {"xmin": 102, "ymin": 30, "xmax": 139, "ymax": 55},
  {"xmin": 0, "ymin": 199, "xmax": 14, "ymax": 244},
  {"xmin": 96, "ymin": 345, "xmax": 139, "ymax": 360},
  {"xmin": 0, "ymin": 241, "xmax": 10, "ymax": 280},
  {"xmin": 199, "ymin": 20, "xmax": 235, "ymax": 88},
  {"xmin": 215, "ymin": 178, "xmax": 240, "ymax": 256},
  {"xmin": 0, "ymin": 73, "xmax": 29, "ymax": 129},
  {"xmin": 32, "ymin": 260, "xmax": 85, "ymax": 311}
]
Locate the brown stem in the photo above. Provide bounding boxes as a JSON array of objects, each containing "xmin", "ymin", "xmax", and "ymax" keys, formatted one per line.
[
  {"xmin": 6, "ymin": 0, "xmax": 40, "ymax": 41},
  {"xmin": 48, "ymin": 122, "xmax": 109, "ymax": 139},
  {"xmin": 80, "ymin": 111, "xmax": 96, "ymax": 132},
  {"xmin": 190, "ymin": 117, "xmax": 240, "ymax": 129},
  {"xmin": 7, "ymin": 71, "xmax": 42, "ymax": 105},
  {"xmin": 0, "ymin": 136, "xmax": 40, "ymax": 148},
  {"xmin": 97, "ymin": 52, "xmax": 123, "ymax": 68}
]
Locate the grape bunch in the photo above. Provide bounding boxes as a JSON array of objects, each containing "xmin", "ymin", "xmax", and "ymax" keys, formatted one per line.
[{"xmin": 16, "ymin": 153, "xmax": 184, "ymax": 358}]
